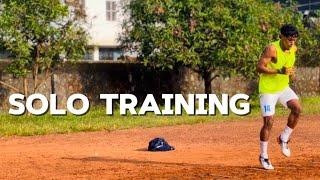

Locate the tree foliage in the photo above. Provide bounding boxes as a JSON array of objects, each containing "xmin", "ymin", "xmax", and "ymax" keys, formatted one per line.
[
  {"xmin": 121, "ymin": 0, "xmax": 310, "ymax": 93},
  {"xmin": 0, "ymin": 0, "xmax": 88, "ymax": 94},
  {"xmin": 298, "ymin": 10, "xmax": 320, "ymax": 67}
]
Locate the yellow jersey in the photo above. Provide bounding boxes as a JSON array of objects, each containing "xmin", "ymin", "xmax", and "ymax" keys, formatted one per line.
[{"xmin": 258, "ymin": 40, "xmax": 297, "ymax": 93}]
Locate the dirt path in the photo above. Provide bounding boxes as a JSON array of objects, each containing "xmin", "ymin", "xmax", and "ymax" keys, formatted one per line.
[{"xmin": 0, "ymin": 115, "xmax": 319, "ymax": 179}]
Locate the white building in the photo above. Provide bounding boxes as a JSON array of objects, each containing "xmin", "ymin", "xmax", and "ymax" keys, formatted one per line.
[
  {"xmin": 82, "ymin": 0, "xmax": 126, "ymax": 61},
  {"xmin": 0, "ymin": 0, "xmax": 128, "ymax": 61}
]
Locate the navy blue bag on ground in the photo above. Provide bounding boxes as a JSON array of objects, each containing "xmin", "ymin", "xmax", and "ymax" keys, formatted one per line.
[{"xmin": 148, "ymin": 137, "xmax": 175, "ymax": 151}]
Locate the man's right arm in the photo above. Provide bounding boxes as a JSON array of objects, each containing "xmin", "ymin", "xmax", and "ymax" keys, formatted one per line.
[{"xmin": 256, "ymin": 45, "xmax": 278, "ymax": 74}]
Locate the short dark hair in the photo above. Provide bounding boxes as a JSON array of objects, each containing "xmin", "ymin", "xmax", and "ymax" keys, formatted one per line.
[{"xmin": 280, "ymin": 24, "xmax": 299, "ymax": 37}]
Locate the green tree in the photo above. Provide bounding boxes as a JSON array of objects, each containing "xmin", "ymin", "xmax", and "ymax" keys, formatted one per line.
[
  {"xmin": 0, "ymin": 0, "xmax": 88, "ymax": 96},
  {"xmin": 298, "ymin": 10, "xmax": 320, "ymax": 67},
  {"xmin": 121, "ymin": 0, "xmax": 305, "ymax": 94}
]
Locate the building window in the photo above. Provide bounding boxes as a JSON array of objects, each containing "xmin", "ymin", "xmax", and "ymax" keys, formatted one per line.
[
  {"xmin": 113, "ymin": 49, "xmax": 123, "ymax": 60},
  {"xmin": 106, "ymin": 1, "xmax": 117, "ymax": 21},
  {"xmin": 83, "ymin": 48, "xmax": 93, "ymax": 60},
  {"xmin": 99, "ymin": 48, "xmax": 123, "ymax": 61},
  {"xmin": 99, "ymin": 48, "xmax": 113, "ymax": 60}
]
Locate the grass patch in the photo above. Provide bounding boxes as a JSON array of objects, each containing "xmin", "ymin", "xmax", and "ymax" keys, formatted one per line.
[{"xmin": 0, "ymin": 96, "xmax": 319, "ymax": 136}]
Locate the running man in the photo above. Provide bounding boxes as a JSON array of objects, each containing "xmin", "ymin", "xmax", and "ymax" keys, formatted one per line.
[{"xmin": 257, "ymin": 24, "xmax": 302, "ymax": 170}]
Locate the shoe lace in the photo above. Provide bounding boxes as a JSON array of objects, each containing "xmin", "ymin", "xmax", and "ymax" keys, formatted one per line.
[
  {"xmin": 280, "ymin": 137, "xmax": 290, "ymax": 149},
  {"xmin": 283, "ymin": 142, "xmax": 289, "ymax": 149},
  {"xmin": 261, "ymin": 157, "xmax": 271, "ymax": 165}
]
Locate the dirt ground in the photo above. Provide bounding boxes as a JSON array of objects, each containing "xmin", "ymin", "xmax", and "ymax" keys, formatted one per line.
[{"xmin": 0, "ymin": 115, "xmax": 319, "ymax": 179}]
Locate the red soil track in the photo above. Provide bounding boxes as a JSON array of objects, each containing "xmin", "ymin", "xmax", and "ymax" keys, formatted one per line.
[{"xmin": 0, "ymin": 115, "xmax": 320, "ymax": 179}]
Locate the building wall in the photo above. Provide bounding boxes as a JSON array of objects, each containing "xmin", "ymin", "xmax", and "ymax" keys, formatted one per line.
[
  {"xmin": 85, "ymin": 0, "xmax": 123, "ymax": 46},
  {"xmin": 84, "ymin": 0, "xmax": 126, "ymax": 61}
]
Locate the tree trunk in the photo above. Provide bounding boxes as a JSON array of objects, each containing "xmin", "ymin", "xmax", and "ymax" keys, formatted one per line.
[
  {"xmin": 51, "ymin": 72, "xmax": 55, "ymax": 94},
  {"xmin": 23, "ymin": 77, "xmax": 28, "ymax": 97},
  {"xmin": 23, "ymin": 77, "xmax": 31, "ymax": 116},
  {"xmin": 0, "ymin": 80, "xmax": 20, "ymax": 92},
  {"xmin": 33, "ymin": 63, "xmax": 38, "ymax": 93},
  {"xmin": 33, "ymin": 45, "xmax": 40, "ymax": 93},
  {"xmin": 203, "ymin": 71, "xmax": 212, "ymax": 94}
]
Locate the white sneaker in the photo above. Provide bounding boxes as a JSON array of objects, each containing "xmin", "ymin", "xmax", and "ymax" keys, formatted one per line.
[
  {"xmin": 259, "ymin": 156, "xmax": 274, "ymax": 170},
  {"xmin": 278, "ymin": 136, "xmax": 291, "ymax": 157}
]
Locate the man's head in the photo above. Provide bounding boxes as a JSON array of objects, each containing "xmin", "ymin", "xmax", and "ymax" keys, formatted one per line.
[{"xmin": 280, "ymin": 24, "xmax": 299, "ymax": 50}]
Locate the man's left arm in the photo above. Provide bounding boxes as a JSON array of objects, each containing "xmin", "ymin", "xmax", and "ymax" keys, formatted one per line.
[{"xmin": 288, "ymin": 45, "xmax": 298, "ymax": 81}]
